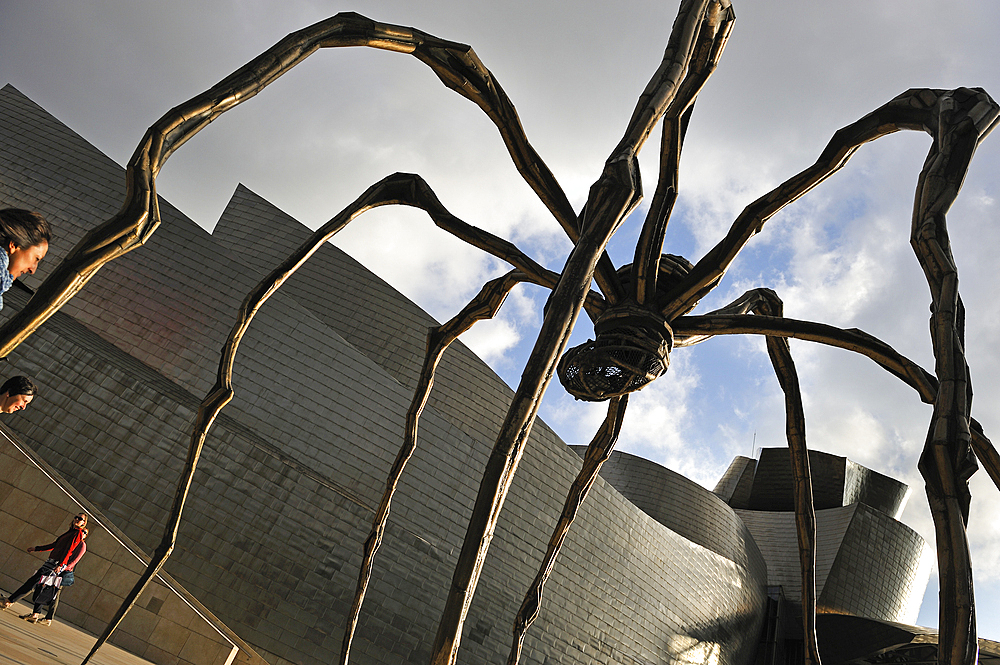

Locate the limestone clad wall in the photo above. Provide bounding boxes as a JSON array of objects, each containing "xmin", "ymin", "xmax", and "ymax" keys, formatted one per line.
[{"xmin": 0, "ymin": 422, "xmax": 259, "ymax": 665}]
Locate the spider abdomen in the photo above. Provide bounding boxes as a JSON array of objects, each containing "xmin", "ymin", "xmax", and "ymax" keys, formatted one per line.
[{"xmin": 557, "ymin": 306, "xmax": 673, "ymax": 401}]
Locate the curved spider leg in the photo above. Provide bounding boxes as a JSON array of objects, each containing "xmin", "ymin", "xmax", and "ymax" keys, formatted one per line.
[
  {"xmin": 429, "ymin": 156, "xmax": 636, "ymax": 665},
  {"xmin": 676, "ymin": 305, "xmax": 1000, "ymax": 495},
  {"xmin": 612, "ymin": 0, "xmax": 727, "ymax": 164},
  {"xmin": 674, "ymin": 312, "xmax": 1000, "ymax": 492},
  {"xmin": 673, "ymin": 312, "xmax": 1000, "ymax": 492},
  {"xmin": 635, "ymin": 2, "xmax": 735, "ymax": 306},
  {"xmin": 589, "ymin": 0, "xmax": 735, "ymax": 306},
  {"xmin": 80, "ymin": 173, "xmax": 586, "ymax": 665},
  {"xmin": 969, "ymin": 423, "xmax": 1000, "ymax": 494},
  {"xmin": 506, "ymin": 395, "xmax": 628, "ymax": 665},
  {"xmin": 0, "ymin": 11, "xmax": 608, "ymax": 354},
  {"xmin": 677, "ymin": 288, "xmax": 821, "ymax": 663},
  {"xmin": 661, "ymin": 88, "xmax": 999, "ymax": 321},
  {"xmin": 909, "ymin": 89, "xmax": 997, "ymax": 665},
  {"xmin": 673, "ymin": 305, "xmax": 1000, "ymax": 663},
  {"xmin": 761, "ymin": 319, "xmax": 820, "ymax": 665},
  {"xmin": 633, "ymin": 109, "xmax": 689, "ymax": 305},
  {"xmin": 661, "ymin": 89, "xmax": 998, "ymax": 665},
  {"xmin": 428, "ymin": 3, "xmax": 732, "ymax": 663},
  {"xmin": 340, "ymin": 269, "xmax": 536, "ymax": 665}
]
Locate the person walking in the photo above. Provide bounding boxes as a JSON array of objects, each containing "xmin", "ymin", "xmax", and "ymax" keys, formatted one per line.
[
  {"xmin": 21, "ymin": 527, "xmax": 88, "ymax": 625},
  {"xmin": 1, "ymin": 513, "xmax": 87, "ymax": 611}
]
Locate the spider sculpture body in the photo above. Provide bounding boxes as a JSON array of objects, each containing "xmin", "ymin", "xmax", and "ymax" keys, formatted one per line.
[{"xmin": 2, "ymin": 2, "xmax": 999, "ymax": 665}]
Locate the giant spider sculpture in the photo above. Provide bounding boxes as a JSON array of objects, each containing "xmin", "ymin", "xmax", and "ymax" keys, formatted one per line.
[{"xmin": 2, "ymin": 1, "xmax": 999, "ymax": 664}]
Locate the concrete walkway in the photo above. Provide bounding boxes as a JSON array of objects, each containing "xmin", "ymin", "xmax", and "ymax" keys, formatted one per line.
[{"xmin": 0, "ymin": 598, "xmax": 151, "ymax": 665}]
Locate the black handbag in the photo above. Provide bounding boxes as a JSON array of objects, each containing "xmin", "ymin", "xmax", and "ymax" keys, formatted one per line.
[
  {"xmin": 32, "ymin": 583, "xmax": 58, "ymax": 606},
  {"xmin": 32, "ymin": 573, "xmax": 61, "ymax": 606}
]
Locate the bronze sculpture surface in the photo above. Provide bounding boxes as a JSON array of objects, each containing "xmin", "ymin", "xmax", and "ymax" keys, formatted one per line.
[{"xmin": 0, "ymin": 2, "xmax": 997, "ymax": 664}]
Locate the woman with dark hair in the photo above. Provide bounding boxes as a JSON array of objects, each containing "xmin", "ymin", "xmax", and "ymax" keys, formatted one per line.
[
  {"xmin": 0, "ymin": 375, "xmax": 38, "ymax": 414},
  {"xmin": 22, "ymin": 526, "xmax": 88, "ymax": 626},
  {"xmin": 0, "ymin": 208, "xmax": 51, "ymax": 311},
  {"xmin": 1, "ymin": 513, "xmax": 87, "ymax": 611}
]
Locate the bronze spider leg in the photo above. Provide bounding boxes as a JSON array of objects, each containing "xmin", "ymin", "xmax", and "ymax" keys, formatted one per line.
[
  {"xmin": 672, "ymin": 312, "xmax": 1000, "ymax": 495},
  {"xmin": 911, "ymin": 91, "xmax": 992, "ymax": 665},
  {"xmin": 0, "ymin": 11, "xmax": 615, "ymax": 357},
  {"xmin": 675, "ymin": 314, "xmax": 1000, "ymax": 493},
  {"xmin": 673, "ymin": 308, "xmax": 1000, "ymax": 665},
  {"xmin": 502, "ymin": 14, "xmax": 734, "ymax": 656},
  {"xmin": 499, "ymin": 15, "xmax": 731, "ymax": 654},
  {"xmin": 342, "ymin": 269, "xmax": 609, "ymax": 664},
  {"xmin": 684, "ymin": 289, "xmax": 821, "ymax": 663},
  {"xmin": 504, "ymin": 9, "xmax": 733, "ymax": 660},
  {"xmin": 340, "ymin": 269, "xmax": 538, "ymax": 665},
  {"xmin": 657, "ymin": 87, "xmax": 998, "ymax": 665},
  {"xmin": 428, "ymin": 3, "xmax": 736, "ymax": 662},
  {"xmin": 496, "ymin": 17, "xmax": 733, "ymax": 656},
  {"xmin": 633, "ymin": 2, "xmax": 734, "ymax": 307},
  {"xmin": 662, "ymin": 89, "xmax": 999, "ymax": 321},
  {"xmin": 760, "ymin": 307, "xmax": 818, "ymax": 665},
  {"xmin": 80, "ymin": 173, "xmax": 595, "ymax": 665},
  {"xmin": 506, "ymin": 395, "xmax": 628, "ymax": 665}
]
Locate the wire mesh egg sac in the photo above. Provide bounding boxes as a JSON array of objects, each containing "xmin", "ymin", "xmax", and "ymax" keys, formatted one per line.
[{"xmin": 557, "ymin": 323, "xmax": 671, "ymax": 401}]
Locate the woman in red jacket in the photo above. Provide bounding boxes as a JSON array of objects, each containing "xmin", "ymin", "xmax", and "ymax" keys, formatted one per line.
[
  {"xmin": 22, "ymin": 527, "xmax": 88, "ymax": 625},
  {"xmin": 1, "ymin": 513, "xmax": 87, "ymax": 610}
]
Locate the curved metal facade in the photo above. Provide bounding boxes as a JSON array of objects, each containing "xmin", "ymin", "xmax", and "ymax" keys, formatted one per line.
[{"xmin": 592, "ymin": 447, "xmax": 930, "ymax": 626}]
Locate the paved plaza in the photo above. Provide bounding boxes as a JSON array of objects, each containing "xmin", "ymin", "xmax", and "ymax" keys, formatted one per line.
[{"xmin": 0, "ymin": 598, "xmax": 149, "ymax": 665}]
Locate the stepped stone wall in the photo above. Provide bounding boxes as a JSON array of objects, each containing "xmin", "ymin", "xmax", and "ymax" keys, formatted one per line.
[{"xmin": 0, "ymin": 421, "xmax": 261, "ymax": 665}]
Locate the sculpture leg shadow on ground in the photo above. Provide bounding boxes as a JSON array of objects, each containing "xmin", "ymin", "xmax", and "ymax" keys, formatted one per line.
[{"xmin": 0, "ymin": 3, "xmax": 997, "ymax": 665}]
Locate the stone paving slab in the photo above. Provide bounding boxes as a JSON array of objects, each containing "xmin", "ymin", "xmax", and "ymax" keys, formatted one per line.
[{"xmin": 0, "ymin": 598, "xmax": 151, "ymax": 665}]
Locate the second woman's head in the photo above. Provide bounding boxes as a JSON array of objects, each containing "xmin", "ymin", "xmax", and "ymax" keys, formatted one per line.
[{"xmin": 0, "ymin": 209, "xmax": 50, "ymax": 278}]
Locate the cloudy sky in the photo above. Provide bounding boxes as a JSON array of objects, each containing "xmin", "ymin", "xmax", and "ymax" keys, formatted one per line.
[{"xmin": 4, "ymin": 0, "xmax": 1000, "ymax": 640}]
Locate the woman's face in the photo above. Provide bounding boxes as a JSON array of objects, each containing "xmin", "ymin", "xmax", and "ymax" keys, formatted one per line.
[{"xmin": 7, "ymin": 240, "xmax": 48, "ymax": 278}]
